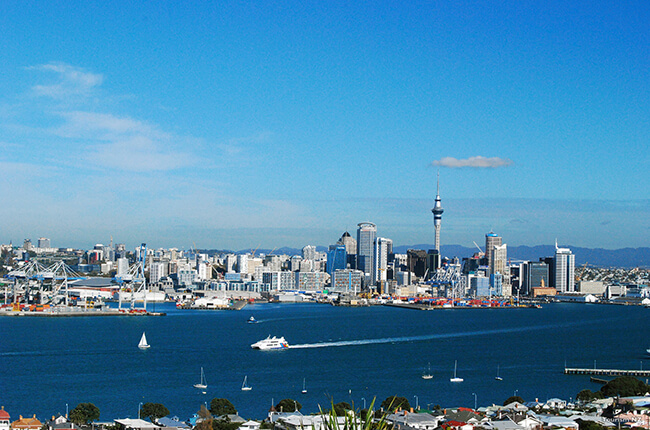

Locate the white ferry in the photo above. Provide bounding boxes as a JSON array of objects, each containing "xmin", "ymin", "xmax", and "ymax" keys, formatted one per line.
[{"xmin": 251, "ymin": 335, "xmax": 289, "ymax": 350}]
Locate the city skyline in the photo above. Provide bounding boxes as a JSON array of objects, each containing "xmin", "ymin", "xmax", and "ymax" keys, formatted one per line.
[{"xmin": 1, "ymin": 2, "xmax": 649, "ymax": 250}]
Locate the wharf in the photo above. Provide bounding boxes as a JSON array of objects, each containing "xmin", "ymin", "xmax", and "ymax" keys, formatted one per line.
[
  {"xmin": 565, "ymin": 367, "xmax": 650, "ymax": 377},
  {"xmin": 0, "ymin": 309, "xmax": 166, "ymax": 317},
  {"xmin": 384, "ymin": 302, "xmax": 532, "ymax": 311}
]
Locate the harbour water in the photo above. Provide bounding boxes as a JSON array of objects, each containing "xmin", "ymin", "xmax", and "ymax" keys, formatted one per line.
[{"xmin": 1, "ymin": 302, "xmax": 648, "ymax": 420}]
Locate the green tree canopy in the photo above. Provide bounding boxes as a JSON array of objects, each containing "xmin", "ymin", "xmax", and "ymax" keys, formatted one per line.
[
  {"xmin": 380, "ymin": 396, "xmax": 411, "ymax": 412},
  {"xmin": 600, "ymin": 376, "xmax": 650, "ymax": 397},
  {"xmin": 140, "ymin": 403, "xmax": 170, "ymax": 421},
  {"xmin": 275, "ymin": 399, "xmax": 302, "ymax": 412},
  {"xmin": 210, "ymin": 399, "xmax": 237, "ymax": 416},
  {"xmin": 69, "ymin": 403, "xmax": 100, "ymax": 425},
  {"xmin": 503, "ymin": 396, "xmax": 524, "ymax": 406},
  {"xmin": 576, "ymin": 389, "xmax": 604, "ymax": 402}
]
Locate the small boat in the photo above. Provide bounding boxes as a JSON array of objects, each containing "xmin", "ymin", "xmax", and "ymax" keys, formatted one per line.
[
  {"xmin": 194, "ymin": 367, "xmax": 208, "ymax": 389},
  {"xmin": 450, "ymin": 360, "xmax": 463, "ymax": 383},
  {"xmin": 241, "ymin": 375, "xmax": 252, "ymax": 391},
  {"xmin": 248, "ymin": 316, "xmax": 258, "ymax": 324},
  {"xmin": 495, "ymin": 365, "xmax": 503, "ymax": 381},
  {"xmin": 301, "ymin": 378, "xmax": 307, "ymax": 394},
  {"xmin": 422, "ymin": 362, "xmax": 433, "ymax": 380},
  {"xmin": 138, "ymin": 332, "xmax": 150, "ymax": 350},
  {"xmin": 646, "ymin": 348, "xmax": 650, "ymax": 354},
  {"xmin": 251, "ymin": 335, "xmax": 289, "ymax": 350}
]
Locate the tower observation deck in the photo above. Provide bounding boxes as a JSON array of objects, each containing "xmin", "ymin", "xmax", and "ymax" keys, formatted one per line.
[{"xmin": 431, "ymin": 173, "xmax": 444, "ymax": 252}]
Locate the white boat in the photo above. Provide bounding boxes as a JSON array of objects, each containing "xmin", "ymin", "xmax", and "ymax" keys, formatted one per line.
[
  {"xmin": 495, "ymin": 365, "xmax": 503, "ymax": 381},
  {"xmin": 138, "ymin": 332, "xmax": 150, "ymax": 349},
  {"xmin": 248, "ymin": 316, "xmax": 258, "ymax": 324},
  {"xmin": 301, "ymin": 378, "xmax": 307, "ymax": 394},
  {"xmin": 450, "ymin": 360, "xmax": 463, "ymax": 382},
  {"xmin": 241, "ymin": 375, "xmax": 252, "ymax": 391},
  {"xmin": 251, "ymin": 335, "xmax": 289, "ymax": 350},
  {"xmin": 194, "ymin": 367, "xmax": 208, "ymax": 389},
  {"xmin": 422, "ymin": 362, "xmax": 433, "ymax": 380}
]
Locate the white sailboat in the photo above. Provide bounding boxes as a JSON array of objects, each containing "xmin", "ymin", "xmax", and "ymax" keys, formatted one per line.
[
  {"xmin": 301, "ymin": 378, "xmax": 307, "ymax": 394},
  {"xmin": 241, "ymin": 375, "xmax": 252, "ymax": 391},
  {"xmin": 422, "ymin": 362, "xmax": 433, "ymax": 380},
  {"xmin": 495, "ymin": 365, "xmax": 503, "ymax": 381},
  {"xmin": 138, "ymin": 332, "xmax": 150, "ymax": 349},
  {"xmin": 450, "ymin": 360, "xmax": 463, "ymax": 382},
  {"xmin": 194, "ymin": 367, "xmax": 208, "ymax": 389}
]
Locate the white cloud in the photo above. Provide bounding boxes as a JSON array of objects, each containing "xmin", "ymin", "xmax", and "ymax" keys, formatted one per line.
[
  {"xmin": 28, "ymin": 63, "xmax": 103, "ymax": 99},
  {"xmin": 431, "ymin": 156, "xmax": 513, "ymax": 168}
]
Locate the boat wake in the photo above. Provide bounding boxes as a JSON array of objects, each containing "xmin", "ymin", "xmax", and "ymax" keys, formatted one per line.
[{"xmin": 288, "ymin": 320, "xmax": 587, "ymax": 349}]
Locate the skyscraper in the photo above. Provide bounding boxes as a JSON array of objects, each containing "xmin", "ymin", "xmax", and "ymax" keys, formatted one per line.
[
  {"xmin": 373, "ymin": 237, "xmax": 392, "ymax": 285},
  {"xmin": 485, "ymin": 231, "xmax": 502, "ymax": 272},
  {"xmin": 431, "ymin": 173, "xmax": 444, "ymax": 253},
  {"xmin": 554, "ymin": 241, "xmax": 575, "ymax": 293},
  {"xmin": 357, "ymin": 222, "xmax": 377, "ymax": 279}
]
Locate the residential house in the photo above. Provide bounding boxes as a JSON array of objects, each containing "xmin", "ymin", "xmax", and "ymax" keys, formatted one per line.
[
  {"xmin": 385, "ymin": 411, "xmax": 443, "ymax": 430},
  {"xmin": 0, "ymin": 407, "xmax": 10, "ymax": 430},
  {"xmin": 239, "ymin": 420, "xmax": 261, "ymax": 430},
  {"xmin": 11, "ymin": 415, "xmax": 42, "ymax": 430}
]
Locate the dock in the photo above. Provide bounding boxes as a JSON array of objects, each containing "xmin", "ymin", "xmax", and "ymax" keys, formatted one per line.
[{"xmin": 564, "ymin": 367, "xmax": 650, "ymax": 377}]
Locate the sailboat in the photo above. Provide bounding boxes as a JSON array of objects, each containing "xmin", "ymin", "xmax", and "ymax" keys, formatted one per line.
[
  {"xmin": 450, "ymin": 360, "xmax": 463, "ymax": 382},
  {"xmin": 138, "ymin": 332, "xmax": 150, "ymax": 349},
  {"xmin": 422, "ymin": 362, "xmax": 433, "ymax": 380},
  {"xmin": 495, "ymin": 365, "xmax": 503, "ymax": 381},
  {"xmin": 241, "ymin": 375, "xmax": 252, "ymax": 391},
  {"xmin": 301, "ymin": 378, "xmax": 307, "ymax": 394},
  {"xmin": 194, "ymin": 367, "xmax": 208, "ymax": 389}
]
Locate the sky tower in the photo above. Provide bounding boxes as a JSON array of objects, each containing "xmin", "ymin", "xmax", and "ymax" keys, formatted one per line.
[{"xmin": 431, "ymin": 172, "xmax": 444, "ymax": 252}]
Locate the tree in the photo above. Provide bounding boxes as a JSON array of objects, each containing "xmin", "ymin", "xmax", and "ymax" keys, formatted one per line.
[
  {"xmin": 210, "ymin": 398, "xmax": 237, "ymax": 416},
  {"xmin": 380, "ymin": 396, "xmax": 411, "ymax": 412},
  {"xmin": 600, "ymin": 376, "xmax": 650, "ymax": 397},
  {"xmin": 576, "ymin": 389, "xmax": 603, "ymax": 402},
  {"xmin": 195, "ymin": 405, "xmax": 213, "ymax": 430},
  {"xmin": 577, "ymin": 420, "xmax": 606, "ymax": 430},
  {"xmin": 140, "ymin": 403, "xmax": 170, "ymax": 421},
  {"xmin": 275, "ymin": 399, "xmax": 301, "ymax": 412},
  {"xmin": 69, "ymin": 403, "xmax": 100, "ymax": 425},
  {"xmin": 503, "ymin": 396, "xmax": 524, "ymax": 406},
  {"xmin": 327, "ymin": 402, "xmax": 351, "ymax": 416}
]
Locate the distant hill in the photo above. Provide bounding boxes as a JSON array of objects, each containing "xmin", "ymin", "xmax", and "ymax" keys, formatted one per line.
[
  {"xmin": 202, "ymin": 244, "xmax": 650, "ymax": 268},
  {"xmin": 393, "ymin": 244, "xmax": 650, "ymax": 268}
]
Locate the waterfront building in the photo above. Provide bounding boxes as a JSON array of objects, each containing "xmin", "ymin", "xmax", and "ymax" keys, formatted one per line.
[
  {"xmin": 521, "ymin": 261, "xmax": 549, "ymax": 296},
  {"xmin": 327, "ymin": 245, "xmax": 347, "ymax": 277},
  {"xmin": 431, "ymin": 172, "xmax": 444, "ymax": 253},
  {"xmin": 578, "ymin": 280, "xmax": 605, "ymax": 295},
  {"xmin": 295, "ymin": 271, "xmax": 326, "ymax": 291},
  {"xmin": 262, "ymin": 271, "xmax": 296, "ymax": 291},
  {"xmin": 470, "ymin": 275, "xmax": 491, "ymax": 297},
  {"xmin": 490, "ymin": 273, "xmax": 503, "ymax": 296},
  {"xmin": 11, "ymin": 415, "xmax": 42, "ymax": 430},
  {"xmin": 356, "ymin": 222, "xmax": 377, "ymax": 279},
  {"xmin": 428, "ymin": 249, "xmax": 441, "ymax": 275},
  {"xmin": 37, "ymin": 237, "xmax": 50, "ymax": 249},
  {"xmin": 554, "ymin": 242, "xmax": 575, "ymax": 293},
  {"xmin": 237, "ymin": 254, "xmax": 248, "ymax": 274},
  {"xmin": 373, "ymin": 237, "xmax": 392, "ymax": 285}
]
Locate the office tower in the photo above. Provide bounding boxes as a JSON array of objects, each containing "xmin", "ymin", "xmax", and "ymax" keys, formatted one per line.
[
  {"xmin": 336, "ymin": 231, "xmax": 357, "ymax": 255},
  {"xmin": 357, "ymin": 222, "xmax": 377, "ymax": 277},
  {"xmin": 492, "ymin": 244, "xmax": 507, "ymax": 275},
  {"xmin": 327, "ymin": 245, "xmax": 347, "ymax": 277},
  {"xmin": 554, "ymin": 241, "xmax": 575, "ymax": 293},
  {"xmin": 237, "ymin": 254, "xmax": 248, "ymax": 274},
  {"xmin": 302, "ymin": 245, "xmax": 317, "ymax": 261},
  {"xmin": 38, "ymin": 237, "xmax": 51, "ymax": 249},
  {"xmin": 485, "ymin": 231, "xmax": 502, "ymax": 271},
  {"xmin": 407, "ymin": 249, "xmax": 428, "ymax": 278},
  {"xmin": 522, "ymin": 261, "xmax": 549, "ymax": 296},
  {"xmin": 431, "ymin": 172, "xmax": 444, "ymax": 252},
  {"xmin": 373, "ymin": 237, "xmax": 392, "ymax": 284}
]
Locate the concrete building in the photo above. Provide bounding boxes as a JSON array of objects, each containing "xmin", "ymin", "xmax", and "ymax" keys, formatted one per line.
[
  {"xmin": 332, "ymin": 269, "xmax": 363, "ymax": 293},
  {"xmin": 578, "ymin": 280, "xmax": 605, "ymax": 296},
  {"xmin": 521, "ymin": 261, "xmax": 549, "ymax": 296},
  {"xmin": 262, "ymin": 271, "xmax": 296, "ymax": 291},
  {"xmin": 373, "ymin": 237, "xmax": 392, "ymax": 285},
  {"xmin": 357, "ymin": 222, "xmax": 377, "ymax": 279},
  {"xmin": 295, "ymin": 271, "xmax": 326, "ymax": 291},
  {"xmin": 554, "ymin": 242, "xmax": 575, "ymax": 293},
  {"xmin": 485, "ymin": 232, "xmax": 502, "ymax": 271},
  {"xmin": 150, "ymin": 261, "xmax": 168, "ymax": 283}
]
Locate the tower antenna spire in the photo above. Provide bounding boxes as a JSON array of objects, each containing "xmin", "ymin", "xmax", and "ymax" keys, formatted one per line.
[{"xmin": 431, "ymin": 172, "xmax": 444, "ymax": 253}]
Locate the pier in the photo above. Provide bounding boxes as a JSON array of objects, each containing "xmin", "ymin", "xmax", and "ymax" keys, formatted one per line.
[{"xmin": 564, "ymin": 367, "xmax": 650, "ymax": 377}]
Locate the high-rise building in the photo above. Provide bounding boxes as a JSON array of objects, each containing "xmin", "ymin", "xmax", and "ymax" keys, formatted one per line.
[
  {"xmin": 38, "ymin": 237, "xmax": 51, "ymax": 249},
  {"xmin": 373, "ymin": 237, "xmax": 392, "ymax": 285},
  {"xmin": 327, "ymin": 245, "xmax": 347, "ymax": 277},
  {"xmin": 357, "ymin": 222, "xmax": 377, "ymax": 278},
  {"xmin": 492, "ymin": 244, "xmax": 507, "ymax": 275},
  {"xmin": 554, "ymin": 241, "xmax": 575, "ymax": 293},
  {"xmin": 485, "ymin": 231, "xmax": 503, "ymax": 272},
  {"xmin": 431, "ymin": 172, "xmax": 444, "ymax": 253},
  {"xmin": 302, "ymin": 245, "xmax": 317, "ymax": 261},
  {"xmin": 521, "ymin": 261, "xmax": 549, "ymax": 296},
  {"xmin": 336, "ymin": 232, "xmax": 357, "ymax": 255}
]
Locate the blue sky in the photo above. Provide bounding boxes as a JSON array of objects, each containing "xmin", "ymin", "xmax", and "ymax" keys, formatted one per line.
[{"xmin": 0, "ymin": 1, "xmax": 648, "ymax": 251}]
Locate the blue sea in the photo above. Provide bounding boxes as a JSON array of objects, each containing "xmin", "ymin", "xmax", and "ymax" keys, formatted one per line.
[{"xmin": 1, "ymin": 302, "xmax": 648, "ymax": 421}]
